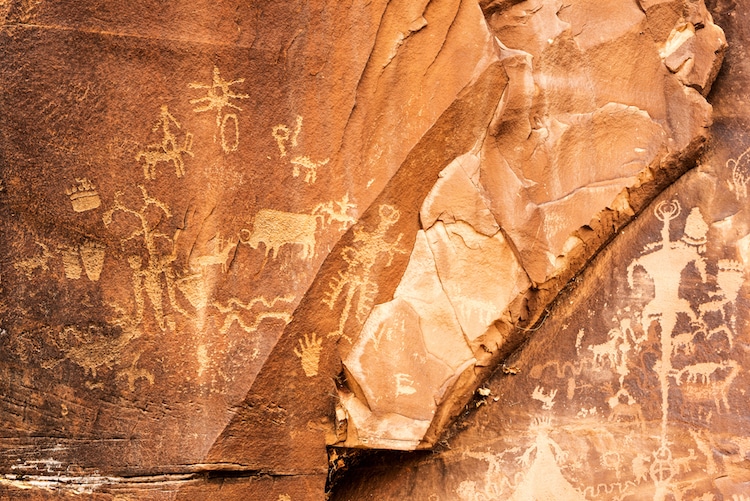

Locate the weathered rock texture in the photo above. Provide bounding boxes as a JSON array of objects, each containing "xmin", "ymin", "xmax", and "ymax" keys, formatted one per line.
[{"xmin": 0, "ymin": 0, "xmax": 741, "ymax": 499}]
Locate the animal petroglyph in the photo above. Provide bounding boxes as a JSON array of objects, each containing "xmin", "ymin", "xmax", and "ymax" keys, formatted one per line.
[
  {"xmin": 189, "ymin": 66, "xmax": 249, "ymax": 153},
  {"xmin": 290, "ymin": 155, "xmax": 329, "ymax": 184},
  {"xmin": 240, "ymin": 198, "xmax": 355, "ymax": 262},
  {"xmin": 241, "ymin": 209, "xmax": 318, "ymax": 260},
  {"xmin": 66, "ymin": 178, "xmax": 101, "ymax": 212},
  {"xmin": 294, "ymin": 333, "xmax": 323, "ymax": 377},
  {"xmin": 103, "ymin": 186, "xmax": 186, "ymax": 329},
  {"xmin": 531, "ymin": 385, "xmax": 557, "ymax": 410},
  {"xmin": 727, "ymin": 146, "xmax": 750, "ymax": 199},
  {"xmin": 136, "ymin": 105, "xmax": 194, "ymax": 180},
  {"xmin": 674, "ymin": 360, "xmax": 739, "ymax": 412},
  {"xmin": 323, "ymin": 204, "xmax": 406, "ymax": 341},
  {"xmin": 190, "ymin": 234, "xmax": 238, "ymax": 273},
  {"xmin": 395, "ymin": 373, "xmax": 417, "ymax": 397},
  {"xmin": 14, "ymin": 241, "xmax": 53, "ymax": 279},
  {"xmin": 214, "ymin": 294, "xmax": 294, "ymax": 335},
  {"xmin": 272, "ymin": 115, "xmax": 330, "ymax": 183}
]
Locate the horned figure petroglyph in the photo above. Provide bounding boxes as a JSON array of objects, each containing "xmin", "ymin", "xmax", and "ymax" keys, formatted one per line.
[
  {"xmin": 189, "ymin": 66, "xmax": 249, "ymax": 153},
  {"xmin": 323, "ymin": 204, "xmax": 406, "ymax": 341},
  {"xmin": 190, "ymin": 234, "xmax": 238, "ymax": 273},
  {"xmin": 727, "ymin": 146, "xmax": 750, "ymax": 199},
  {"xmin": 241, "ymin": 209, "xmax": 318, "ymax": 260},
  {"xmin": 136, "ymin": 105, "xmax": 194, "ymax": 180}
]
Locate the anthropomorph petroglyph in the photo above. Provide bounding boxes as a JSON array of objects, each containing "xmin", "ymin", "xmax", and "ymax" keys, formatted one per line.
[
  {"xmin": 136, "ymin": 105, "xmax": 194, "ymax": 180},
  {"xmin": 323, "ymin": 204, "xmax": 406, "ymax": 341},
  {"xmin": 626, "ymin": 200, "xmax": 708, "ymax": 445},
  {"xmin": 103, "ymin": 186, "xmax": 187, "ymax": 330},
  {"xmin": 189, "ymin": 66, "xmax": 249, "ymax": 153},
  {"xmin": 294, "ymin": 333, "xmax": 323, "ymax": 377},
  {"xmin": 272, "ymin": 115, "xmax": 330, "ymax": 183},
  {"xmin": 66, "ymin": 178, "xmax": 101, "ymax": 212},
  {"xmin": 213, "ymin": 294, "xmax": 294, "ymax": 335}
]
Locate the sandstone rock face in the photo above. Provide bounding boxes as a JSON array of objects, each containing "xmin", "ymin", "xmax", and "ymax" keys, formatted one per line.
[{"xmin": 0, "ymin": 0, "xmax": 740, "ymax": 500}]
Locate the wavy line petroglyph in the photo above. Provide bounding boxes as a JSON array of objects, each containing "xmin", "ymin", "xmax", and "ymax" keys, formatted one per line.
[
  {"xmin": 189, "ymin": 66, "xmax": 249, "ymax": 153},
  {"xmin": 213, "ymin": 294, "xmax": 294, "ymax": 335},
  {"xmin": 323, "ymin": 204, "xmax": 406, "ymax": 341},
  {"xmin": 136, "ymin": 105, "xmax": 194, "ymax": 180}
]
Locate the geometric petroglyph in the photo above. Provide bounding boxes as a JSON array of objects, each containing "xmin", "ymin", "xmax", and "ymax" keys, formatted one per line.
[
  {"xmin": 323, "ymin": 204, "xmax": 406, "ymax": 340},
  {"xmin": 272, "ymin": 115, "xmax": 329, "ymax": 183},
  {"xmin": 213, "ymin": 294, "xmax": 294, "ymax": 335},
  {"xmin": 727, "ymin": 146, "xmax": 750, "ymax": 200},
  {"xmin": 294, "ymin": 332, "xmax": 323, "ymax": 377},
  {"xmin": 136, "ymin": 105, "xmax": 194, "ymax": 180},
  {"xmin": 66, "ymin": 177, "xmax": 101, "ymax": 212},
  {"xmin": 189, "ymin": 66, "xmax": 249, "ymax": 153}
]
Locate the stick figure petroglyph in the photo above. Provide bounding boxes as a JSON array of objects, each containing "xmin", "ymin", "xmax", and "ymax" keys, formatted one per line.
[
  {"xmin": 323, "ymin": 204, "xmax": 406, "ymax": 341},
  {"xmin": 189, "ymin": 66, "xmax": 250, "ymax": 153}
]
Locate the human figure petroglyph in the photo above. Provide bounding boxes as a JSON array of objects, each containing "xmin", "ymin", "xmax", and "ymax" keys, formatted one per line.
[
  {"xmin": 213, "ymin": 294, "xmax": 294, "ymax": 335},
  {"xmin": 626, "ymin": 200, "xmax": 709, "ymax": 444},
  {"xmin": 103, "ymin": 186, "xmax": 187, "ymax": 329},
  {"xmin": 323, "ymin": 204, "xmax": 406, "ymax": 341},
  {"xmin": 511, "ymin": 418, "xmax": 586, "ymax": 501},
  {"xmin": 294, "ymin": 333, "xmax": 323, "ymax": 377},
  {"xmin": 136, "ymin": 105, "xmax": 194, "ymax": 180},
  {"xmin": 272, "ymin": 115, "xmax": 302, "ymax": 158},
  {"xmin": 607, "ymin": 389, "xmax": 646, "ymax": 432},
  {"xmin": 189, "ymin": 66, "xmax": 249, "ymax": 153}
]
